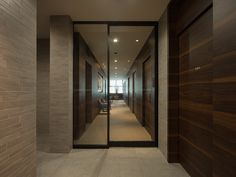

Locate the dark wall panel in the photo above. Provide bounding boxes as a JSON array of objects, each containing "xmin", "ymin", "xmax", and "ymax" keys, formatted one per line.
[
  {"xmin": 179, "ymin": 9, "xmax": 213, "ymax": 177},
  {"xmin": 168, "ymin": 0, "xmax": 236, "ymax": 177},
  {"xmin": 37, "ymin": 39, "xmax": 50, "ymax": 152},
  {"xmin": 213, "ymin": 0, "xmax": 236, "ymax": 176},
  {"xmin": 167, "ymin": 0, "xmax": 213, "ymax": 163},
  {"xmin": 167, "ymin": 0, "xmax": 180, "ymax": 162},
  {"xmin": 125, "ymin": 30, "xmax": 156, "ymax": 139}
]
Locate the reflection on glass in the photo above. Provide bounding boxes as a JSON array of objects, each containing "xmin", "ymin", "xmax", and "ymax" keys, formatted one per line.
[
  {"xmin": 109, "ymin": 26, "xmax": 156, "ymax": 142},
  {"xmin": 73, "ymin": 24, "xmax": 108, "ymax": 145}
]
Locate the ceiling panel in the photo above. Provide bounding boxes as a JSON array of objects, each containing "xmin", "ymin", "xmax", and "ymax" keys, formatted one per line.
[{"xmin": 37, "ymin": 0, "xmax": 170, "ymax": 38}]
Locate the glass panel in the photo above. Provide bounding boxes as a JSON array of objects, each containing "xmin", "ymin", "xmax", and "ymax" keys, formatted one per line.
[
  {"xmin": 109, "ymin": 26, "xmax": 155, "ymax": 142},
  {"xmin": 73, "ymin": 24, "xmax": 108, "ymax": 146}
]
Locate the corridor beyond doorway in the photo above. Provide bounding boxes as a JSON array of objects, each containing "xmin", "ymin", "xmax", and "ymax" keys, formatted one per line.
[
  {"xmin": 110, "ymin": 100, "xmax": 151, "ymax": 141},
  {"xmin": 74, "ymin": 100, "xmax": 152, "ymax": 144}
]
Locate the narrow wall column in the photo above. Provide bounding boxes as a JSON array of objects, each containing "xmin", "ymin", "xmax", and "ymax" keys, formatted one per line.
[
  {"xmin": 50, "ymin": 16, "xmax": 73, "ymax": 152},
  {"xmin": 158, "ymin": 10, "xmax": 169, "ymax": 159}
]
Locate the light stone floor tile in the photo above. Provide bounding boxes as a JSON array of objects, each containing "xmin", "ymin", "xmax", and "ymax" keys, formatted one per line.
[{"xmin": 37, "ymin": 148, "xmax": 190, "ymax": 177}]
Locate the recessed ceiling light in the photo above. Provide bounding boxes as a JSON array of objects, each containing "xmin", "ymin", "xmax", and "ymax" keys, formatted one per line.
[
  {"xmin": 136, "ymin": 39, "xmax": 139, "ymax": 42},
  {"xmin": 115, "ymin": 73, "xmax": 117, "ymax": 75},
  {"xmin": 114, "ymin": 67, "xmax": 118, "ymax": 69},
  {"xmin": 114, "ymin": 60, "xmax": 118, "ymax": 63},
  {"xmin": 113, "ymin": 38, "xmax": 118, "ymax": 43},
  {"xmin": 128, "ymin": 60, "xmax": 130, "ymax": 62}
]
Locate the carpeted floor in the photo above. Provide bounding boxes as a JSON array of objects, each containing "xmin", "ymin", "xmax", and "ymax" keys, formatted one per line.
[
  {"xmin": 75, "ymin": 100, "xmax": 151, "ymax": 145},
  {"xmin": 110, "ymin": 100, "xmax": 152, "ymax": 141}
]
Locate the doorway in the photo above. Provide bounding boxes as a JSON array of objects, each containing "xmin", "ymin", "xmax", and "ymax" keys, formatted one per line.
[
  {"xmin": 109, "ymin": 25, "xmax": 157, "ymax": 146},
  {"xmin": 73, "ymin": 22, "xmax": 158, "ymax": 148},
  {"xmin": 85, "ymin": 62, "xmax": 92, "ymax": 124},
  {"xmin": 143, "ymin": 57, "xmax": 154, "ymax": 139},
  {"xmin": 132, "ymin": 71, "xmax": 136, "ymax": 114}
]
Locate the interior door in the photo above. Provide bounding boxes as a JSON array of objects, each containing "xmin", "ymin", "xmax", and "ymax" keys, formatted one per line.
[
  {"xmin": 132, "ymin": 71, "xmax": 136, "ymax": 113},
  {"xmin": 73, "ymin": 24, "xmax": 108, "ymax": 147},
  {"xmin": 143, "ymin": 57, "xmax": 153, "ymax": 137},
  {"xmin": 85, "ymin": 62, "xmax": 92, "ymax": 123},
  {"xmin": 179, "ymin": 8, "xmax": 213, "ymax": 177},
  {"xmin": 128, "ymin": 77, "xmax": 131, "ymax": 108}
]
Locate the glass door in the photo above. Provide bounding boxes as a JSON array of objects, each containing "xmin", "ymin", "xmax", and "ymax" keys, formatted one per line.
[
  {"xmin": 73, "ymin": 24, "xmax": 108, "ymax": 147},
  {"xmin": 108, "ymin": 25, "xmax": 157, "ymax": 146}
]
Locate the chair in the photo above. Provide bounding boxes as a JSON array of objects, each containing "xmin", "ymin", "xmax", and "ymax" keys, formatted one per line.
[{"xmin": 98, "ymin": 99, "xmax": 110, "ymax": 112}]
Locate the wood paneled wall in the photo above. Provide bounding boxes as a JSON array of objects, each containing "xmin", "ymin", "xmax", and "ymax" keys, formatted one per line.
[
  {"xmin": 167, "ymin": 0, "xmax": 236, "ymax": 176},
  {"xmin": 73, "ymin": 33, "xmax": 106, "ymax": 140},
  {"xmin": 0, "ymin": 0, "xmax": 36, "ymax": 176},
  {"xmin": 167, "ymin": 0, "xmax": 180, "ymax": 162},
  {"xmin": 213, "ymin": 0, "xmax": 236, "ymax": 176},
  {"xmin": 179, "ymin": 8, "xmax": 213, "ymax": 177},
  {"xmin": 124, "ymin": 30, "xmax": 156, "ymax": 139}
]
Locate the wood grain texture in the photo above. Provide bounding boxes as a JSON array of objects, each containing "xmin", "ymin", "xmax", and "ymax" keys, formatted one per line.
[
  {"xmin": 167, "ymin": 0, "xmax": 213, "ymax": 164},
  {"xmin": 167, "ymin": 0, "xmax": 236, "ymax": 177},
  {"xmin": 179, "ymin": 4, "xmax": 213, "ymax": 177},
  {"xmin": 0, "ymin": 0, "xmax": 36, "ymax": 176},
  {"xmin": 213, "ymin": 0, "xmax": 236, "ymax": 176},
  {"xmin": 167, "ymin": 0, "xmax": 179, "ymax": 162},
  {"xmin": 50, "ymin": 16, "xmax": 73, "ymax": 153}
]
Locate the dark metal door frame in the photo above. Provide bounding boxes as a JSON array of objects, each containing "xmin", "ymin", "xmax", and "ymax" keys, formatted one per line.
[{"xmin": 73, "ymin": 21, "xmax": 158, "ymax": 148}]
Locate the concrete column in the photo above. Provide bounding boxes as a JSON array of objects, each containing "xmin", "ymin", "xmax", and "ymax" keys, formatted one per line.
[
  {"xmin": 49, "ymin": 16, "xmax": 73, "ymax": 152},
  {"xmin": 158, "ymin": 10, "xmax": 168, "ymax": 159}
]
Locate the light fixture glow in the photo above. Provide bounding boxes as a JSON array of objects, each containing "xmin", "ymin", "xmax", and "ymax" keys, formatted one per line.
[
  {"xmin": 114, "ymin": 60, "xmax": 118, "ymax": 63},
  {"xmin": 113, "ymin": 38, "xmax": 118, "ymax": 43},
  {"xmin": 115, "ymin": 73, "xmax": 117, "ymax": 75},
  {"xmin": 136, "ymin": 39, "xmax": 139, "ymax": 42},
  {"xmin": 128, "ymin": 60, "xmax": 130, "ymax": 63},
  {"xmin": 115, "ymin": 67, "xmax": 118, "ymax": 69}
]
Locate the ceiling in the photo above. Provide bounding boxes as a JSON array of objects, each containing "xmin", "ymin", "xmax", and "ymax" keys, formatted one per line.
[
  {"xmin": 37, "ymin": 0, "xmax": 170, "ymax": 38},
  {"xmin": 109, "ymin": 26, "xmax": 153, "ymax": 79},
  {"xmin": 38, "ymin": 0, "xmax": 170, "ymax": 80},
  {"xmin": 75, "ymin": 25, "xmax": 153, "ymax": 80}
]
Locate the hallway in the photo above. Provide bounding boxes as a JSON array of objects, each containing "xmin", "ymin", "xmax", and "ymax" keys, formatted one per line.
[
  {"xmin": 1, "ymin": 0, "xmax": 235, "ymax": 177},
  {"xmin": 37, "ymin": 148, "xmax": 189, "ymax": 177},
  {"xmin": 110, "ymin": 100, "xmax": 152, "ymax": 141},
  {"xmin": 75, "ymin": 100, "xmax": 151, "ymax": 144}
]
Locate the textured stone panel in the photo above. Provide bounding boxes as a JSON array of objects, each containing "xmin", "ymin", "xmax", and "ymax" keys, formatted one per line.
[
  {"xmin": 158, "ymin": 10, "xmax": 168, "ymax": 159},
  {"xmin": 0, "ymin": 0, "xmax": 36, "ymax": 176},
  {"xmin": 49, "ymin": 16, "xmax": 73, "ymax": 153}
]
